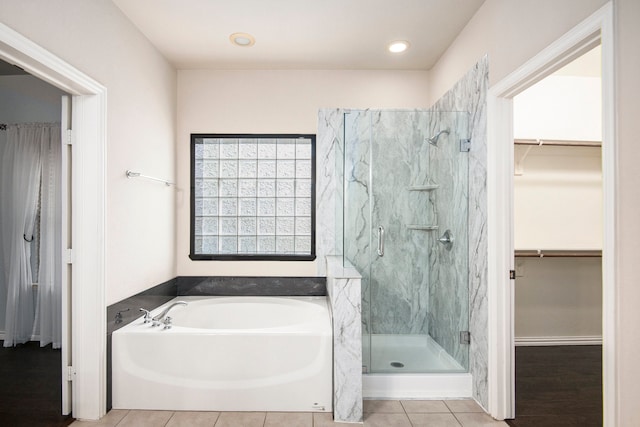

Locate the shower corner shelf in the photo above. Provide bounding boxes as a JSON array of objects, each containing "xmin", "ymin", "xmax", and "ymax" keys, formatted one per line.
[
  {"xmin": 408, "ymin": 184, "xmax": 439, "ymax": 191},
  {"xmin": 407, "ymin": 225, "xmax": 439, "ymax": 231}
]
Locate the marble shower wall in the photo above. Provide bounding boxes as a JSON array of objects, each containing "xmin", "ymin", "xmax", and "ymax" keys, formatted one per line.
[
  {"xmin": 430, "ymin": 57, "xmax": 489, "ymax": 407},
  {"xmin": 316, "ymin": 109, "xmax": 344, "ymax": 276},
  {"xmin": 342, "ymin": 109, "xmax": 470, "ymax": 369},
  {"xmin": 343, "ymin": 111, "xmax": 372, "ymax": 340},
  {"xmin": 315, "ymin": 55, "xmax": 488, "ymax": 407},
  {"xmin": 342, "ymin": 110, "xmax": 435, "ymax": 336},
  {"xmin": 427, "ymin": 111, "xmax": 470, "ymax": 370}
]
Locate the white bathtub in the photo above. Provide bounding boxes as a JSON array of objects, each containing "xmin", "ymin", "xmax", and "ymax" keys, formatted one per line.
[{"xmin": 112, "ymin": 296, "xmax": 333, "ymax": 412}]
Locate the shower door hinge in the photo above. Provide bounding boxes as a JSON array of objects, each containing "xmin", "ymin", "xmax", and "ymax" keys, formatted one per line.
[
  {"xmin": 65, "ymin": 248, "xmax": 74, "ymax": 264},
  {"xmin": 66, "ymin": 366, "xmax": 75, "ymax": 382},
  {"xmin": 66, "ymin": 129, "xmax": 73, "ymax": 146},
  {"xmin": 460, "ymin": 139, "xmax": 471, "ymax": 152},
  {"xmin": 460, "ymin": 331, "xmax": 471, "ymax": 345}
]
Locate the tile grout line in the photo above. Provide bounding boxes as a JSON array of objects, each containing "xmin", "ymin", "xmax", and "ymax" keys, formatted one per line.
[
  {"xmin": 162, "ymin": 411, "xmax": 175, "ymax": 427},
  {"xmin": 113, "ymin": 409, "xmax": 130, "ymax": 426}
]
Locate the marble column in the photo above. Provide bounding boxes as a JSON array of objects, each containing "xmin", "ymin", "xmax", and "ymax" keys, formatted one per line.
[{"xmin": 326, "ymin": 256, "xmax": 363, "ymax": 424}]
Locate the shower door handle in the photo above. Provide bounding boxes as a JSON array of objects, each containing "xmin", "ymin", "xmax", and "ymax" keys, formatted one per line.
[{"xmin": 377, "ymin": 225, "xmax": 385, "ymax": 257}]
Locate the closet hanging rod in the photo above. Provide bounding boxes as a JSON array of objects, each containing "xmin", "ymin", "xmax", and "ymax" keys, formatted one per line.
[
  {"xmin": 515, "ymin": 249, "xmax": 602, "ymax": 258},
  {"xmin": 126, "ymin": 170, "xmax": 174, "ymax": 187},
  {"xmin": 514, "ymin": 138, "xmax": 601, "ymax": 147}
]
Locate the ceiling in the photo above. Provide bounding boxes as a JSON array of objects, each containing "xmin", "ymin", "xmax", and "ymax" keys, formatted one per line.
[{"xmin": 112, "ymin": 0, "xmax": 486, "ymax": 70}]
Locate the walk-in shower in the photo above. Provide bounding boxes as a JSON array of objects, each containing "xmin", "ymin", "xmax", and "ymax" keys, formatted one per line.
[{"xmin": 341, "ymin": 110, "xmax": 470, "ymax": 384}]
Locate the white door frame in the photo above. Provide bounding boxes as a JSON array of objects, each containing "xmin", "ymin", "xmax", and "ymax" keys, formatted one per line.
[
  {"xmin": 0, "ymin": 23, "xmax": 107, "ymax": 420},
  {"xmin": 487, "ymin": 2, "xmax": 615, "ymax": 425}
]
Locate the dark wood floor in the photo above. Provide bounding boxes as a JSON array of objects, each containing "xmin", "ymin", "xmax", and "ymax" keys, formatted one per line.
[
  {"xmin": 506, "ymin": 345, "xmax": 603, "ymax": 427},
  {"xmin": 0, "ymin": 341, "xmax": 74, "ymax": 427}
]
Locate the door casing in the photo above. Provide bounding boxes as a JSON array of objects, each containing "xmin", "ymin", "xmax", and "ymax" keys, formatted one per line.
[
  {"xmin": 486, "ymin": 3, "xmax": 615, "ymax": 425},
  {"xmin": 0, "ymin": 23, "xmax": 108, "ymax": 420}
]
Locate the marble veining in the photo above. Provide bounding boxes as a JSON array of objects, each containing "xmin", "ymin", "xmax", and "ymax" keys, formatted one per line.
[
  {"xmin": 316, "ymin": 109, "xmax": 344, "ymax": 276},
  {"xmin": 429, "ymin": 57, "xmax": 489, "ymax": 407},
  {"xmin": 426, "ymin": 110, "xmax": 470, "ymax": 370},
  {"xmin": 326, "ymin": 256, "xmax": 363, "ymax": 423},
  {"xmin": 343, "ymin": 110, "xmax": 436, "ymax": 339},
  {"xmin": 316, "ymin": 56, "xmax": 488, "ymax": 406},
  {"xmin": 339, "ymin": 108, "xmax": 471, "ymax": 372}
]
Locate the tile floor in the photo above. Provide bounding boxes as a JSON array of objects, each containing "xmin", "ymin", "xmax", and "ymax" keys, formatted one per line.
[{"xmin": 70, "ymin": 400, "xmax": 508, "ymax": 426}]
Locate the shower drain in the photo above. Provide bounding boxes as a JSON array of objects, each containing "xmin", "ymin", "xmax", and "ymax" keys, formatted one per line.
[{"xmin": 390, "ymin": 361, "xmax": 405, "ymax": 368}]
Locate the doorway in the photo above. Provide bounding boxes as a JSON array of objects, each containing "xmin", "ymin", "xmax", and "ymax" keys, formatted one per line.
[
  {"xmin": 0, "ymin": 60, "xmax": 72, "ymax": 425},
  {"xmin": 0, "ymin": 22, "xmax": 109, "ymax": 420},
  {"xmin": 507, "ymin": 46, "xmax": 604, "ymax": 427},
  {"xmin": 487, "ymin": 3, "xmax": 615, "ymax": 425}
]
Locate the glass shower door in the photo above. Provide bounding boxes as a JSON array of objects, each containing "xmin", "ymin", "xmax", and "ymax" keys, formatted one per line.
[
  {"xmin": 344, "ymin": 109, "xmax": 470, "ymax": 374},
  {"xmin": 368, "ymin": 110, "xmax": 433, "ymax": 373}
]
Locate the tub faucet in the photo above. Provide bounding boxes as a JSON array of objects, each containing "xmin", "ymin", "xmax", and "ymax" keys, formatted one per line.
[{"xmin": 152, "ymin": 301, "xmax": 187, "ymax": 327}]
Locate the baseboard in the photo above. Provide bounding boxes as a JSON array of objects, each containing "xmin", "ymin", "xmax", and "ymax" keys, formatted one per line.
[{"xmin": 515, "ymin": 335, "xmax": 602, "ymax": 346}]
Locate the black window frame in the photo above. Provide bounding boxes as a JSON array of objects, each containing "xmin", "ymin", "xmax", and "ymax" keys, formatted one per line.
[{"xmin": 189, "ymin": 133, "xmax": 316, "ymax": 261}]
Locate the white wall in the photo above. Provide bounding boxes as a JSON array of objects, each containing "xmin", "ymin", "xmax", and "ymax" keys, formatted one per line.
[
  {"xmin": 176, "ymin": 69, "xmax": 429, "ymax": 276},
  {"xmin": 515, "ymin": 257, "xmax": 602, "ymax": 340},
  {"xmin": 615, "ymin": 0, "xmax": 640, "ymax": 423},
  {"xmin": 0, "ymin": 0, "xmax": 177, "ymax": 304},
  {"xmin": 427, "ymin": 0, "xmax": 609, "ymax": 103},
  {"xmin": 513, "ymin": 146, "xmax": 602, "ymax": 250},
  {"xmin": 514, "ymin": 76, "xmax": 602, "ymax": 142}
]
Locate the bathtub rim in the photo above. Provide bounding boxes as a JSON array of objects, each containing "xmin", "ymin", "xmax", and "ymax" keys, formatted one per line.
[{"xmin": 116, "ymin": 295, "xmax": 332, "ymax": 335}]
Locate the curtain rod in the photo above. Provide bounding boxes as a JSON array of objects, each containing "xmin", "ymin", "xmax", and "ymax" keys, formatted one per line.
[{"xmin": 514, "ymin": 138, "xmax": 601, "ymax": 147}]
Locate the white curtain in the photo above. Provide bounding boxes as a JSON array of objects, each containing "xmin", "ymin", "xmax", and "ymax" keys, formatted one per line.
[
  {"xmin": 35, "ymin": 125, "xmax": 62, "ymax": 348},
  {"xmin": 0, "ymin": 123, "xmax": 61, "ymax": 348}
]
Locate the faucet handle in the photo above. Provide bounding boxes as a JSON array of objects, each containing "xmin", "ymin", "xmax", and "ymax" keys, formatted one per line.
[
  {"xmin": 139, "ymin": 308, "xmax": 152, "ymax": 324},
  {"xmin": 162, "ymin": 316, "xmax": 172, "ymax": 330},
  {"xmin": 115, "ymin": 308, "xmax": 130, "ymax": 324}
]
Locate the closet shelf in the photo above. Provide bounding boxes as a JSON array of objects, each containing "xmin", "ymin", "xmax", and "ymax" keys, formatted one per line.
[
  {"xmin": 408, "ymin": 184, "xmax": 439, "ymax": 191},
  {"xmin": 407, "ymin": 225, "xmax": 439, "ymax": 231},
  {"xmin": 515, "ymin": 249, "xmax": 602, "ymax": 258}
]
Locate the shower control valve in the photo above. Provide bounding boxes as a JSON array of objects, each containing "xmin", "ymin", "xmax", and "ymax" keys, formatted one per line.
[{"xmin": 437, "ymin": 229, "xmax": 454, "ymax": 251}]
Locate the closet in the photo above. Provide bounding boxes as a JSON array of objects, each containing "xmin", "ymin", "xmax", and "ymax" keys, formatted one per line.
[
  {"xmin": 513, "ymin": 46, "xmax": 603, "ymax": 346},
  {"xmin": 507, "ymin": 46, "xmax": 604, "ymax": 426}
]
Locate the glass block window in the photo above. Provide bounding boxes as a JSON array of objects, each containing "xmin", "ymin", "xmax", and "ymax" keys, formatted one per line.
[{"xmin": 190, "ymin": 134, "xmax": 316, "ymax": 260}]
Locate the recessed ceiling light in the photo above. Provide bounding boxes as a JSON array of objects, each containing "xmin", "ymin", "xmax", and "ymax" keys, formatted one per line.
[
  {"xmin": 230, "ymin": 32, "xmax": 256, "ymax": 47},
  {"xmin": 388, "ymin": 40, "xmax": 410, "ymax": 53}
]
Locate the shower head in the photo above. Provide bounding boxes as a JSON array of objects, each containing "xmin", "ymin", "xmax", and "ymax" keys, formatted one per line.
[{"xmin": 428, "ymin": 129, "xmax": 450, "ymax": 146}]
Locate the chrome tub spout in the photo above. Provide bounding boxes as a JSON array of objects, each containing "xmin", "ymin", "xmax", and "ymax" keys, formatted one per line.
[{"xmin": 152, "ymin": 301, "xmax": 187, "ymax": 326}]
